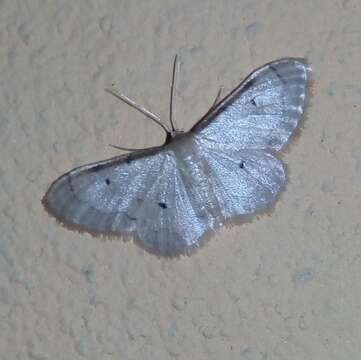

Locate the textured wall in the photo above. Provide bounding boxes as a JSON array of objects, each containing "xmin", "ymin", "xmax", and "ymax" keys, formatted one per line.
[{"xmin": 1, "ymin": 0, "xmax": 361, "ymax": 359}]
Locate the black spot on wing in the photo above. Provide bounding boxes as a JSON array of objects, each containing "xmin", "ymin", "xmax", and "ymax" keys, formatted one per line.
[
  {"xmin": 91, "ymin": 164, "xmax": 104, "ymax": 172},
  {"xmin": 67, "ymin": 175, "xmax": 75, "ymax": 193},
  {"xmin": 269, "ymin": 65, "xmax": 286, "ymax": 84},
  {"xmin": 242, "ymin": 79, "xmax": 254, "ymax": 92}
]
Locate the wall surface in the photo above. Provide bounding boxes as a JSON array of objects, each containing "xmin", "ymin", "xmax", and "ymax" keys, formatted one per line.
[{"xmin": 1, "ymin": 1, "xmax": 361, "ymax": 359}]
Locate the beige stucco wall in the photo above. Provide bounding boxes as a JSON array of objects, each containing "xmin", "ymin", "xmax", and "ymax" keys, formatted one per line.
[{"xmin": 1, "ymin": 1, "xmax": 361, "ymax": 359}]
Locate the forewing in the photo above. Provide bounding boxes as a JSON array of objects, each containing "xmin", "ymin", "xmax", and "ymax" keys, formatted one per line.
[
  {"xmin": 192, "ymin": 58, "xmax": 310, "ymax": 151},
  {"xmin": 43, "ymin": 149, "xmax": 167, "ymax": 235}
]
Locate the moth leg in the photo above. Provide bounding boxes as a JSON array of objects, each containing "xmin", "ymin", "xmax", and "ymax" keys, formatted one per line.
[
  {"xmin": 203, "ymin": 87, "xmax": 223, "ymax": 119},
  {"xmin": 212, "ymin": 87, "xmax": 223, "ymax": 108},
  {"xmin": 108, "ymin": 144, "xmax": 154, "ymax": 152}
]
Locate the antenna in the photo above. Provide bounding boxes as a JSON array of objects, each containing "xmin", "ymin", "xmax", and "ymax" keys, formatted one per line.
[
  {"xmin": 105, "ymin": 88, "xmax": 171, "ymax": 134},
  {"xmin": 169, "ymin": 54, "xmax": 178, "ymax": 132}
]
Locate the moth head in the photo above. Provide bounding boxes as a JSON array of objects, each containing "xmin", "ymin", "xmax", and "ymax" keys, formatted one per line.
[{"xmin": 165, "ymin": 129, "xmax": 184, "ymax": 145}]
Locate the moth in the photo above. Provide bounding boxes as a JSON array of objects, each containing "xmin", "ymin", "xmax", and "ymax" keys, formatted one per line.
[{"xmin": 43, "ymin": 57, "xmax": 311, "ymax": 255}]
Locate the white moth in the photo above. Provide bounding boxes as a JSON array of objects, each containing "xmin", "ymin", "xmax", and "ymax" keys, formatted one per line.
[{"xmin": 43, "ymin": 57, "xmax": 311, "ymax": 255}]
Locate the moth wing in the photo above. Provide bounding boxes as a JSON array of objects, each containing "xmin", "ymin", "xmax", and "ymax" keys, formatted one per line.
[
  {"xmin": 192, "ymin": 58, "xmax": 310, "ymax": 151},
  {"xmin": 43, "ymin": 148, "xmax": 167, "ymax": 235},
  {"xmin": 43, "ymin": 147, "xmax": 207, "ymax": 254},
  {"xmin": 192, "ymin": 136, "xmax": 287, "ymax": 220}
]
